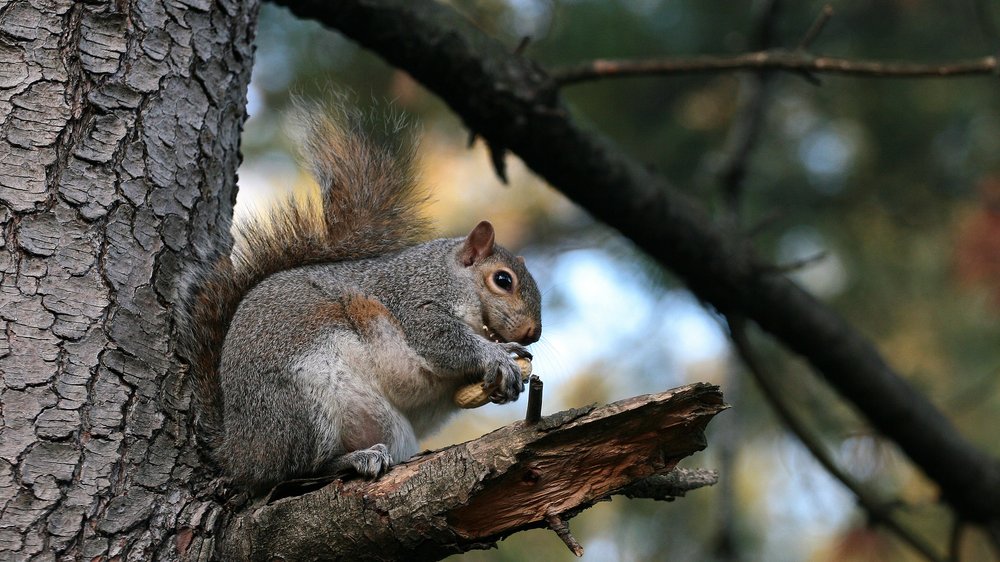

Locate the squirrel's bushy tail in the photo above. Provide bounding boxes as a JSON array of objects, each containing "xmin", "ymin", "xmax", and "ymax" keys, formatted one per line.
[{"xmin": 175, "ymin": 104, "xmax": 428, "ymax": 454}]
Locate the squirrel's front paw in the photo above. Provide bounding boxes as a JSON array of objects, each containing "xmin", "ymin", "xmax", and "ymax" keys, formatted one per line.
[
  {"xmin": 501, "ymin": 342, "xmax": 533, "ymax": 360},
  {"xmin": 482, "ymin": 349, "xmax": 526, "ymax": 404},
  {"xmin": 344, "ymin": 444, "xmax": 392, "ymax": 478}
]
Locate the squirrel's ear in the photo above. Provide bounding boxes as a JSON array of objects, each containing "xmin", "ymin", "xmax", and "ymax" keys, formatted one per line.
[{"xmin": 460, "ymin": 221, "xmax": 495, "ymax": 266}]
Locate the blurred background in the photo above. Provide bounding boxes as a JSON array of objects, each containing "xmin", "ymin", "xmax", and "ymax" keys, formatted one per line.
[{"xmin": 239, "ymin": 1, "xmax": 1000, "ymax": 560}]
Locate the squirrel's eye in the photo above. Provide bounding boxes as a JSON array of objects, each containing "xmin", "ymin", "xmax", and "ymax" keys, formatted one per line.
[{"xmin": 493, "ymin": 270, "xmax": 514, "ymax": 292}]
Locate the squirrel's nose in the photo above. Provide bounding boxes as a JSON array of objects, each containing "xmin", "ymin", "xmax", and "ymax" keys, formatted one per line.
[{"xmin": 519, "ymin": 323, "xmax": 541, "ymax": 344}]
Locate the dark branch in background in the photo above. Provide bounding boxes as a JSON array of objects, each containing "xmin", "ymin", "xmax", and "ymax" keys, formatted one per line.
[
  {"xmin": 712, "ymin": 8, "xmax": 948, "ymax": 558},
  {"xmin": 271, "ymin": 0, "xmax": 1000, "ymax": 525},
  {"xmin": 553, "ymin": 53, "xmax": 998, "ymax": 85},
  {"xmin": 709, "ymin": 2, "xmax": 781, "ymax": 558},
  {"xmin": 727, "ymin": 316, "xmax": 944, "ymax": 562},
  {"xmin": 715, "ymin": 0, "xmax": 780, "ymax": 218}
]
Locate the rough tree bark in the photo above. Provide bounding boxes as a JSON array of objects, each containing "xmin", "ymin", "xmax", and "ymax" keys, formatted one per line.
[
  {"xmin": 0, "ymin": 0, "xmax": 257, "ymax": 558},
  {"xmin": 222, "ymin": 384, "xmax": 725, "ymax": 560}
]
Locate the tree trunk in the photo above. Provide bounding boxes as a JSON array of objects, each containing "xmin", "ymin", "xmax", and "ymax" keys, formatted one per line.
[{"xmin": 0, "ymin": 0, "xmax": 257, "ymax": 558}]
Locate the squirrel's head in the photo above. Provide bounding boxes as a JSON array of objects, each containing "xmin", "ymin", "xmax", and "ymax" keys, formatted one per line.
[{"xmin": 458, "ymin": 221, "xmax": 542, "ymax": 346}]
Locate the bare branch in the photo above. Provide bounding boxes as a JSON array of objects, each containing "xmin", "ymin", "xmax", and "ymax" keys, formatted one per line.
[
  {"xmin": 715, "ymin": 0, "xmax": 780, "ymax": 217},
  {"xmin": 553, "ymin": 52, "xmax": 998, "ymax": 85},
  {"xmin": 710, "ymin": 4, "xmax": 779, "ymax": 555},
  {"xmin": 221, "ymin": 383, "xmax": 726, "ymax": 560},
  {"xmin": 797, "ymin": 4, "xmax": 835, "ymax": 50},
  {"xmin": 546, "ymin": 513, "xmax": 585, "ymax": 557},
  {"xmin": 765, "ymin": 251, "xmax": 829, "ymax": 274},
  {"xmin": 514, "ymin": 36, "xmax": 531, "ymax": 56}
]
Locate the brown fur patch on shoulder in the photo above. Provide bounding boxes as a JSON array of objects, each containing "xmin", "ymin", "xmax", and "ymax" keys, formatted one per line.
[
  {"xmin": 341, "ymin": 294, "xmax": 400, "ymax": 339},
  {"xmin": 294, "ymin": 299, "xmax": 350, "ymax": 344}
]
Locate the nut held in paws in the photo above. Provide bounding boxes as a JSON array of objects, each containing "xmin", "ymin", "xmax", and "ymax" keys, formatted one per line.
[{"xmin": 454, "ymin": 356, "xmax": 532, "ymax": 409}]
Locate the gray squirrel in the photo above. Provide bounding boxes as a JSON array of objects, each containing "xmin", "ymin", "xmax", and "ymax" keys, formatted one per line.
[{"xmin": 175, "ymin": 106, "xmax": 542, "ymax": 491}]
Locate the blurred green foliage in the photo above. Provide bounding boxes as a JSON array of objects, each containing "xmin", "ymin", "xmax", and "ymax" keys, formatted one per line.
[{"xmin": 243, "ymin": 1, "xmax": 1000, "ymax": 560}]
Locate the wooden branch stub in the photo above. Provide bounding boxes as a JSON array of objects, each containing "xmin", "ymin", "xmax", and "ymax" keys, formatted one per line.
[
  {"xmin": 618, "ymin": 467, "xmax": 720, "ymax": 501},
  {"xmin": 525, "ymin": 374, "xmax": 543, "ymax": 423},
  {"xmin": 221, "ymin": 383, "xmax": 726, "ymax": 561},
  {"xmin": 546, "ymin": 512, "xmax": 584, "ymax": 557}
]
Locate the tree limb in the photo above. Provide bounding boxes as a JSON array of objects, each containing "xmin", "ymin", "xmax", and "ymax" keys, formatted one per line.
[
  {"xmin": 552, "ymin": 52, "xmax": 998, "ymax": 85},
  {"xmin": 715, "ymin": 0, "xmax": 780, "ymax": 217},
  {"xmin": 220, "ymin": 383, "xmax": 725, "ymax": 560},
  {"xmin": 707, "ymin": 3, "xmax": 780, "ymax": 557},
  {"xmin": 796, "ymin": 4, "xmax": 835, "ymax": 51},
  {"xmin": 712, "ymin": 11, "xmax": 941, "ymax": 558},
  {"xmin": 269, "ymin": 0, "xmax": 1000, "ymax": 523}
]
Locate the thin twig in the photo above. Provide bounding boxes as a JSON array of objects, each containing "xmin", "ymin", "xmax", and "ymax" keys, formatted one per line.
[
  {"xmin": 553, "ymin": 52, "xmax": 998, "ymax": 85},
  {"xmin": 717, "ymin": 73, "xmax": 773, "ymax": 216},
  {"xmin": 797, "ymin": 4, "xmax": 834, "ymax": 50},
  {"xmin": 514, "ymin": 36, "xmax": 531, "ymax": 56},
  {"xmin": 765, "ymin": 251, "xmax": 829, "ymax": 274},
  {"xmin": 546, "ymin": 513, "xmax": 584, "ymax": 557},
  {"xmin": 745, "ymin": 210, "xmax": 786, "ymax": 237},
  {"xmin": 711, "ymin": 5, "xmax": 780, "ymax": 556},
  {"xmin": 715, "ymin": 0, "xmax": 780, "ymax": 219},
  {"xmin": 726, "ymin": 315, "xmax": 945, "ymax": 562}
]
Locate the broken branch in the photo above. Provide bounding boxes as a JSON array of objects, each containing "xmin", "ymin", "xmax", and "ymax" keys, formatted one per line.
[{"xmin": 220, "ymin": 383, "xmax": 726, "ymax": 560}]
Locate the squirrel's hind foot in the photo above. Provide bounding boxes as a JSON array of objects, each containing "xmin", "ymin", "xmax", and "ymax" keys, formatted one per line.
[{"xmin": 339, "ymin": 444, "xmax": 393, "ymax": 478}]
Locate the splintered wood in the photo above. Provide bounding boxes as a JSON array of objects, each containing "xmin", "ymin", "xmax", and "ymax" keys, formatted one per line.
[{"xmin": 224, "ymin": 383, "xmax": 727, "ymax": 561}]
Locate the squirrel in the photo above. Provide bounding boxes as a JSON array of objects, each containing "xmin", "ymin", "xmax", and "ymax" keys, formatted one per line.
[{"xmin": 175, "ymin": 106, "xmax": 542, "ymax": 491}]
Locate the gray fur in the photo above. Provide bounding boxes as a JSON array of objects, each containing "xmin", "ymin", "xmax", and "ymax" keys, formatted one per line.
[
  {"xmin": 215, "ymin": 237, "xmax": 541, "ymax": 490},
  {"xmin": 175, "ymin": 104, "xmax": 542, "ymax": 492}
]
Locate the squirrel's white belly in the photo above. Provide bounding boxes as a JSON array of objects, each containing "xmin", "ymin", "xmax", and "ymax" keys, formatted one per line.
[{"xmin": 291, "ymin": 315, "xmax": 456, "ymax": 464}]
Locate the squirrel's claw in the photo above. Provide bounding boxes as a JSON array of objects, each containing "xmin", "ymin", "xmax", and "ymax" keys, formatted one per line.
[
  {"xmin": 343, "ymin": 444, "xmax": 392, "ymax": 479},
  {"xmin": 483, "ymin": 352, "xmax": 524, "ymax": 404},
  {"xmin": 502, "ymin": 342, "xmax": 533, "ymax": 360}
]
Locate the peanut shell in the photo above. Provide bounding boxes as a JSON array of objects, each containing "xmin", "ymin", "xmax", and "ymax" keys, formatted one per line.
[{"xmin": 454, "ymin": 356, "xmax": 532, "ymax": 409}]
